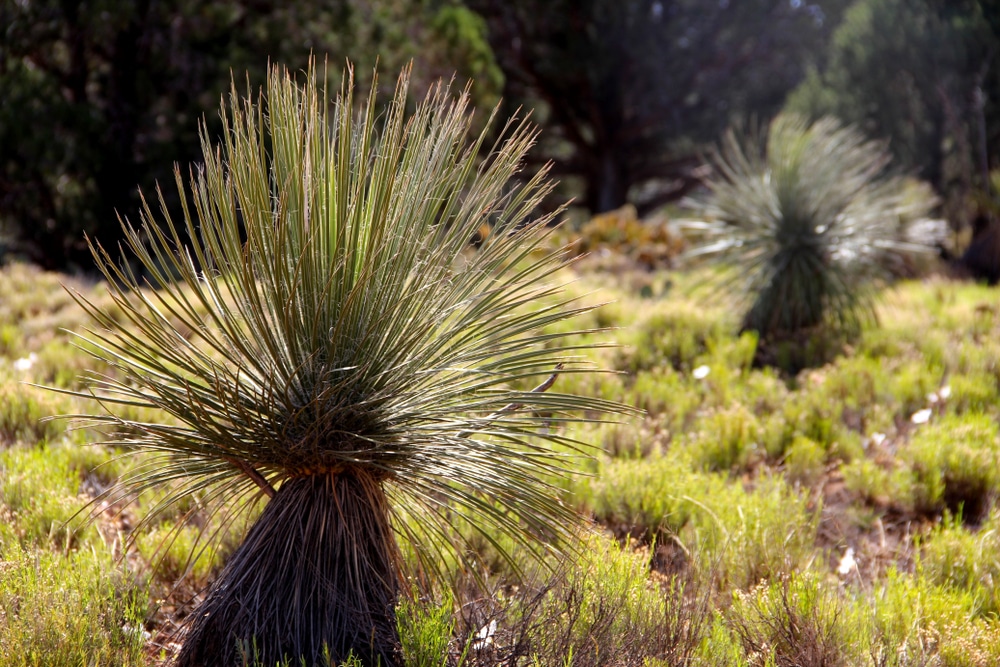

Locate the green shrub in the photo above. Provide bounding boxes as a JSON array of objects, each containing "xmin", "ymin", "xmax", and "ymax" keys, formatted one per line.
[
  {"xmin": 946, "ymin": 373, "xmax": 1000, "ymax": 416},
  {"xmin": 588, "ymin": 452, "xmax": 720, "ymax": 542},
  {"xmin": 784, "ymin": 435, "xmax": 826, "ymax": 485},
  {"xmin": 842, "ymin": 458, "xmax": 915, "ymax": 510},
  {"xmin": 0, "ymin": 323, "xmax": 24, "ymax": 357},
  {"xmin": 889, "ymin": 359, "xmax": 942, "ymax": 420},
  {"xmin": 619, "ymin": 303, "xmax": 730, "ymax": 373},
  {"xmin": 871, "ymin": 568, "xmax": 1000, "ymax": 667},
  {"xmin": 627, "ymin": 368, "xmax": 701, "ymax": 431},
  {"xmin": 687, "ymin": 404, "xmax": 761, "ymax": 472},
  {"xmin": 598, "ymin": 419, "xmax": 668, "ymax": 460},
  {"xmin": 396, "ymin": 592, "xmax": 457, "ymax": 667},
  {"xmin": 770, "ymin": 391, "xmax": 846, "ymax": 459},
  {"xmin": 904, "ymin": 413, "xmax": 1000, "ymax": 519},
  {"xmin": 588, "ymin": 455, "xmax": 817, "ymax": 589},
  {"xmin": 735, "ymin": 366, "xmax": 789, "ymax": 415},
  {"xmin": 704, "ymin": 475, "xmax": 819, "ymax": 590},
  {"xmin": 920, "ymin": 511, "xmax": 1000, "ymax": 617}
]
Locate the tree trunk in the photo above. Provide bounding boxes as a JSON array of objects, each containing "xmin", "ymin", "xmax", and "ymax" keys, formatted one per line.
[
  {"xmin": 586, "ymin": 151, "xmax": 629, "ymax": 214},
  {"xmin": 176, "ymin": 471, "xmax": 401, "ymax": 667}
]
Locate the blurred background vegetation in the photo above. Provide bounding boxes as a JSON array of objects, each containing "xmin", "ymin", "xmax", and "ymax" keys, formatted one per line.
[{"xmin": 2, "ymin": 0, "xmax": 999, "ymax": 273}]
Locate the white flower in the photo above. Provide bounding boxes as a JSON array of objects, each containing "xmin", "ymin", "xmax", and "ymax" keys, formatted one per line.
[
  {"xmin": 927, "ymin": 392, "xmax": 939, "ymax": 404},
  {"xmin": 939, "ymin": 385, "xmax": 952, "ymax": 399},
  {"xmin": 472, "ymin": 619, "xmax": 497, "ymax": 650},
  {"xmin": 911, "ymin": 409, "xmax": 932, "ymax": 425},
  {"xmin": 870, "ymin": 432, "xmax": 886, "ymax": 446},
  {"xmin": 692, "ymin": 365, "xmax": 710, "ymax": 380},
  {"xmin": 837, "ymin": 547, "xmax": 857, "ymax": 576},
  {"xmin": 122, "ymin": 623, "xmax": 151, "ymax": 641},
  {"xmin": 12, "ymin": 353, "xmax": 37, "ymax": 372}
]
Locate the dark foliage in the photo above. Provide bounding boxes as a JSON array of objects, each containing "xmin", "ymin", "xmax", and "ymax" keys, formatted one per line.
[
  {"xmin": 787, "ymin": 0, "xmax": 1000, "ymax": 225},
  {"xmin": 0, "ymin": 0, "xmax": 500, "ymax": 272},
  {"xmin": 466, "ymin": 0, "xmax": 840, "ymax": 215}
]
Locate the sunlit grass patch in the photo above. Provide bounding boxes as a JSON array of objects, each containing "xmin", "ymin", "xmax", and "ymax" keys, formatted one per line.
[
  {"xmin": 588, "ymin": 452, "xmax": 817, "ymax": 590},
  {"xmin": 904, "ymin": 413, "xmax": 1000, "ymax": 520},
  {"xmin": 920, "ymin": 510, "xmax": 1000, "ymax": 617},
  {"xmin": 0, "ymin": 545, "xmax": 147, "ymax": 666},
  {"xmin": 0, "ymin": 441, "xmax": 112, "ymax": 549}
]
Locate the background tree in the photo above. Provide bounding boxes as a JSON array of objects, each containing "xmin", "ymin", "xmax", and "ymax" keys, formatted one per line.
[
  {"xmin": 786, "ymin": 0, "xmax": 1000, "ymax": 223},
  {"xmin": 464, "ymin": 0, "xmax": 845, "ymax": 216},
  {"xmin": 688, "ymin": 114, "xmax": 940, "ymax": 368},
  {"xmin": 0, "ymin": 0, "xmax": 500, "ymax": 271}
]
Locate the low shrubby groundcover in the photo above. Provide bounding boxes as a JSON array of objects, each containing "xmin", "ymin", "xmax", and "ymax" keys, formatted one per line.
[{"xmin": 4, "ymin": 255, "xmax": 1000, "ymax": 665}]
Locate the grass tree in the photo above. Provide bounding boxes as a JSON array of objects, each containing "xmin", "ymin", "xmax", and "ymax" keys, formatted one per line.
[
  {"xmin": 687, "ymin": 113, "xmax": 941, "ymax": 346},
  {"xmin": 65, "ymin": 62, "xmax": 621, "ymax": 666}
]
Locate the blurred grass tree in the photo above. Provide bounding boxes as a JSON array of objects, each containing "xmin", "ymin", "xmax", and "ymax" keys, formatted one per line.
[
  {"xmin": 687, "ymin": 113, "xmax": 942, "ymax": 364},
  {"xmin": 63, "ymin": 61, "xmax": 622, "ymax": 666}
]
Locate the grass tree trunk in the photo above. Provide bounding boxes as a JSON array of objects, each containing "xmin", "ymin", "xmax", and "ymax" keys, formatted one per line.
[
  {"xmin": 176, "ymin": 471, "xmax": 401, "ymax": 667},
  {"xmin": 586, "ymin": 148, "xmax": 629, "ymax": 214}
]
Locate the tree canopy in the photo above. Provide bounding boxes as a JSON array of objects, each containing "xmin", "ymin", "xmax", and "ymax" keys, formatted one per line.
[
  {"xmin": 466, "ymin": 0, "xmax": 845, "ymax": 215},
  {"xmin": 786, "ymin": 0, "xmax": 1000, "ymax": 222},
  {"xmin": 0, "ymin": 0, "xmax": 499, "ymax": 270},
  {"xmin": 4, "ymin": 0, "xmax": 995, "ymax": 271}
]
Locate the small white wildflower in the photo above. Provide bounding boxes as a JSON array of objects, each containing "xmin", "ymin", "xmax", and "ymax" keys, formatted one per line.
[
  {"xmin": 927, "ymin": 392, "xmax": 939, "ymax": 404},
  {"xmin": 871, "ymin": 432, "xmax": 886, "ymax": 446},
  {"xmin": 837, "ymin": 547, "xmax": 857, "ymax": 576},
  {"xmin": 472, "ymin": 619, "xmax": 497, "ymax": 650},
  {"xmin": 122, "ymin": 623, "xmax": 151, "ymax": 641},
  {"xmin": 911, "ymin": 409, "xmax": 932, "ymax": 425},
  {"xmin": 12, "ymin": 353, "xmax": 37, "ymax": 372},
  {"xmin": 939, "ymin": 385, "xmax": 952, "ymax": 399},
  {"xmin": 692, "ymin": 365, "xmax": 710, "ymax": 380}
]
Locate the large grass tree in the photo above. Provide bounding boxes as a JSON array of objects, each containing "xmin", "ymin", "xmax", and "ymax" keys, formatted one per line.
[{"xmin": 67, "ymin": 62, "xmax": 619, "ymax": 666}]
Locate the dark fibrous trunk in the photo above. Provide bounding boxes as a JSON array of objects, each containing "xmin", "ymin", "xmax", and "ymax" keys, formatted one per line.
[
  {"xmin": 176, "ymin": 471, "xmax": 401, "ymax": 667},
  {"xmin": 587, "ymin": 151, "xmax": 629, "ymax": 214}
]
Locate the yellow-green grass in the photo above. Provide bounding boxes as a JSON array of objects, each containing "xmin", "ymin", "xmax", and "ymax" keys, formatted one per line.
[{"xmin": 5, "ymin": 261, "xmax": 1000, "ymax": 665}]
